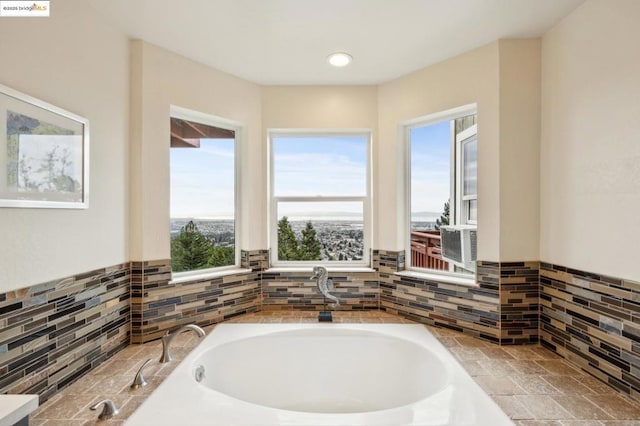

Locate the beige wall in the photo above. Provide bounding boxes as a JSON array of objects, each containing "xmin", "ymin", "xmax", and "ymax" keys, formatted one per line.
[
  {"xmin": 262, "ymin": 86, "xmax": 378, "ymax": 129},
  {"xmin": 129, "ymin": 41, "xmax": 263, "ymax": 260},
  {"xmin": 498, "ymin": 39, "xmax": 541, "ymax": 261},
  {"xmin": 541, "ymin": 0, "xmax": 640, "ymax": 281},
  {"xmin": 0, "ymin": 0, "xmax": 130, "ymax": 292},
  {"xmin": 8, "ymin": 0, "xmax": 632, "ymax": 290},
  {"xmin": 377, "ymin": 43, "xmax": 501, "ymax": 259}
]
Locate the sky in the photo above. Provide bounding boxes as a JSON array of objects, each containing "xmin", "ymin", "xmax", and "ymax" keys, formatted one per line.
[
  {"xmin": 170, "ymin": 128, "xmax": 451, "ymax": 221},
  {"xmin": 410, "ymin": 120, "xmax": 451, "ymax": 216},
  {"xmin": 273, "ymin": 135, "xmax": 367, "ymax": 197},
  {"xmin": 170, "ymin": 139, "xmax": 235, "ymax": 219}
]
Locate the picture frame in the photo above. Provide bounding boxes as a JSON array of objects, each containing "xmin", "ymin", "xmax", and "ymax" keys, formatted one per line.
[{"xmin": 0, "ymin": 83, "xmax": 89, "ymax": 208}]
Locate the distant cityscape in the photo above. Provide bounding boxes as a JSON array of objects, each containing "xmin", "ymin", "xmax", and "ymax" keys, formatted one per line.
[{"xmin": 171, "ymin": 218, "xmax": 438, "ymax": 261}]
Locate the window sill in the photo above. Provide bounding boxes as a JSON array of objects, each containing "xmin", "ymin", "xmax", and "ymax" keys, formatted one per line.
[
  {"xmin": 265, "ymin": 267, "xmax": 376, "ymax": 274},
  {"xmin": 395, "ymin": 270, "xmax": 477, "ymax": 287},
  {"xmin": 170, "ymin": 268, "xmax": 252, "ymax": 285}
]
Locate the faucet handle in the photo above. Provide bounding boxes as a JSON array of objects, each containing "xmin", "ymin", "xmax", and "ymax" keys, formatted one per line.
[
  {"xmin": 90, "ymin": 399, "xmax": 119, "ymax": 420},
  {"xmin": 130, "ymin": 358, "xmax": 152, "ymax": 390}
]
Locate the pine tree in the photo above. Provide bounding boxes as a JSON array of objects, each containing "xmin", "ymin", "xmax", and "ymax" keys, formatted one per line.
[
  {"xmin": 208, "ymin": 245, "xmax": 235, "ymax": 267},
  {"xmin": 435, "ymin": 200, "xmax": 450, "ymax": 231},
  {"xmin": 170, "ymin": 220, "xmax": 213, "ymax": 272},
  {"xmin": 299, "ymin": 221, "xmax": 322, "ymax": 260},
  {"xmin": 277, "ymin": 216, "xmax": 299, "ymax": 260}
]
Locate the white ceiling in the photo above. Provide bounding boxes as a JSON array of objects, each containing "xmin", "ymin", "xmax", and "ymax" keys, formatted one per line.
[{"xmin": 88, "ymin": 0, "xmax": 585, "ymax": 85}]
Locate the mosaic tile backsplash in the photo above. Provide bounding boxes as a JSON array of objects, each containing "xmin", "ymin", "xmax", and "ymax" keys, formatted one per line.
[
  {"xmin": 540, "ymin": 262, "xmax": 640, "ymax": 401},
  {"xmin": 379, "ymin": 252, "xmax": 501, "ymax": 343},
  {"xmin": 0, "ymin": 263, "xmax": 130, "ymax": 404},
  {"xmin": 130, "ymin": 251, "xmax": 263, "ymax": 343},
  {"xmin": 2, "ymin": 249, "xmax": 640, "ymax": 408}
]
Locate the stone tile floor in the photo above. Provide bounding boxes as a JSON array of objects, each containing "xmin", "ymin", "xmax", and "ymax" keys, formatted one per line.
[{"xmin": 31, "ymin": 311, "xmax": 640, "ymax": 425}]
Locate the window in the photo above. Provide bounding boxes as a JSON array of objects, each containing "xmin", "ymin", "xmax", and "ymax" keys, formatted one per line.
[
  {"xmin": 458, "ymin": 125, "xmax": 477, "ymax": 224},
  {"xmin": 169, "ymin": 108, "xmax": 238, "ymax": 275},
  {"xmin": 269, "ymin": 132, "xmax": 370, "ymax": 266},
  {"xmin": 407, "ymin": 108, "xmax": 477, "ymax": 275}
]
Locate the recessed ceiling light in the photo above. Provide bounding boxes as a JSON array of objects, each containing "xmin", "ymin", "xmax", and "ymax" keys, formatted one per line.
[{"xmin": 327, "ymin": 52, "xmax": 353, "ymax": 67}]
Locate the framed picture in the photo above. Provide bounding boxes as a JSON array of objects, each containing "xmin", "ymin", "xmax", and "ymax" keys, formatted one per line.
[{"xmin": 0, "ymin": 83, "xmax": 89, "ymax": 208}]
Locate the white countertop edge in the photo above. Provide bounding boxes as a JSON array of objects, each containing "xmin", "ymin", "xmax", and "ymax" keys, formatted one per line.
[{"xmin": 0, "ymin": 394, "xmax": 39, "ymax": 425}]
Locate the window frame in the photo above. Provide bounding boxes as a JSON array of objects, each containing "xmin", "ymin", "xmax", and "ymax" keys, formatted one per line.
[
  {"xmin": 268, "ymin": 129, "xmax": 372, "ymax": 268},
  {"xmin": 404, "ymin": 104, "xmax": 477, "ymax": 277},
  {"xmin": 169, "ymin": 105, "xmax": 242, "ymax": 278},
  {"xmin": 456, "ymin": 124, "xmax": 478, "ymax": 226}
]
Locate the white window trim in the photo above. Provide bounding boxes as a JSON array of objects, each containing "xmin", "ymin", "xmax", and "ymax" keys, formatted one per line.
[
  {"xmin": 456, "ymin": 124, "xmax": 478, "ymax": 226},
  {"xmin": 403, "ymin": 104, "xmax": 477, "ymax": 278},
  {"xmin": 268, "ymin": 129, "xmax": 372, "ymax": 268},
  {"xmin": 169, "ymin": 105, "xmax": 243, "ymax": 278}
]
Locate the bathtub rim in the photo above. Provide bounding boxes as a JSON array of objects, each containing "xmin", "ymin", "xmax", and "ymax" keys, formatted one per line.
[{"xmin": 125, "ymin": 323, "xmax": 515, "ymax": 426}]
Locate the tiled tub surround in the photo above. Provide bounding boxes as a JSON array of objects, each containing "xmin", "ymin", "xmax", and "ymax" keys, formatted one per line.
[
  {"xmin": 5, "ymin": 246, "xmax": 640, "ymax": 419},
  {"xmin": 540, "ymin": 262, "xmax": 640, "ymax": 402},
  {"xmin": 130, "ymin": 250, "xmax": 264, "ymax": 343},
  {"xmin": 380, "ymin": 250, "xmax": 502, "ymax": 343},
  {"xmin": 31, "ymin": 311, "xmax": 640, "ymax": 425},
  {"xmin": 0, "ymin": 263, "xmax": 130, "ymax": 404},
  {"xmin": 380, "ymin": 252, "xmax": 540, "ymax": 346},
  {"xmin": 499, "ymin": 262, "xmax": 539, "ymax": 345},
  {"xmin": 261, "ymin": 269, "xmax": 379, "ymax": 311}
]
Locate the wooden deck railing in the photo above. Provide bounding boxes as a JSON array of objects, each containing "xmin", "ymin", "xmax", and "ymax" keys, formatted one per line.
[{"xmin": 410, "ymin": 230, "xmax": 449, "ymax": 270}]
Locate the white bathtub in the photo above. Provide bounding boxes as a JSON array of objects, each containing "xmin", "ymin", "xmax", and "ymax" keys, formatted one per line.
[{"xmin": 126, "ymin": 324, "xmax": 514, "ymax": 425}]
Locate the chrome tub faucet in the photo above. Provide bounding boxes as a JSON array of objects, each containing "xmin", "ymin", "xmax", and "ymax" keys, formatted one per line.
[{"xmin": 159, "ymin": 324, "xmax": 206, "ymax": 363}]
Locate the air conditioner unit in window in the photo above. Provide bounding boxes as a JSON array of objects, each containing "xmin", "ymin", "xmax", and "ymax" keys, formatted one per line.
[{"xmin": 440, "ymin": 225, "xmax": 477, "ymax": 271}]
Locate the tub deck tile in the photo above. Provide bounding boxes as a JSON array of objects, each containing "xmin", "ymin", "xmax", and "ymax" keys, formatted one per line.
[{"xmin": 31, "ymin": 311, "xmax": 640, "ymax": 425}]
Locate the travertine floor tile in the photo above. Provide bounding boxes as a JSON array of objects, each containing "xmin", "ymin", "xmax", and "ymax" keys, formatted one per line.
[
  {"xmin": 514, "ymin": 395, "xmax": 574, "ymax": 419},
  {"xmin": 507, "ymin": 360, "xmax": 550, "ymax": 375},
  {"xmin": 584, "ymin": 394, "xmax": 640, "ymax": 420},
  {"xmin": 30, "ymin": 310, "xmax": 640, "ymax": 425},
  {"xmin": 580, "ymin": 375, "xmax": 618, "ymax": 395},
  {"xmin": 510, "ymin": 374, "xmax": 560, "ymax": 395},
  {"xmin": 83, "ymin": 375, "xmax": 132, "ymax": 395},
  {"xmin": 536, "ymin": 360, "xmax": 582, "ymax": 376},
  {"xmin": 477, "ymin": 358, "xmax": 519, "ymax": 376},
  {"xmin": 553, "ymin": 395, "xmax": 613, "ymax": 420},
  {"xmin": 449, "ymin": 346, "xmax": 489, "ymax": 361},
  {"xmin": 502, "ymin": 346, "xmax": 547, "ymax": 360},
  {"xmin": 493, "ymin": 395, "xmax": 534, "ymax": 420},
  {"xmin": 34, "ymin": 394, "xmax": 96, "ymax": 420},
  {"xmin": 475, "ymin": 375, "xmax": 526, "ymax": 395},
  {"xmin": 479, "ymin": 347, "xmax": 517, "ymax": 360},
  {"xmin": 541, "ymin": 375, "xmax": 593, "ymax": 395}
]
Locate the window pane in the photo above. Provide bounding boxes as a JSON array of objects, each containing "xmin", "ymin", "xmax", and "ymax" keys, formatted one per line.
[
  {"xmin": 273, "ymin": 135, "xmax": 367, "ymax": 196},
  {"xmin": 170, "ymin": 136, "xmax": 235, "ymax": 272},
  {"xmin": 409, "ymin": 121, "xmax": 453, "ymax": 272},
  {"xmin": 463, "ymin": 136, "xmax": 477, "ymax": 197},
  {"xmin": 410, "ymin": 122, "xmax": 451, "ymax": 232},
  {"xmin": 276, "ymin": 201, "xmax": 364, "ymax": 262},
  {"xmin": 467, "ymin": 199, "xmax": 478, "ymax": 222}
]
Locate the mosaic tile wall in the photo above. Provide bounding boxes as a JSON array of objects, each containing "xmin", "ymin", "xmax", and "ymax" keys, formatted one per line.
[
  {"xmin": 500, "ymin": 261, "xmax": 539, "ymax": 345},
  {"xmin": 261, "ymin": 266, "xmax": 379, "ymax": 311},
  {"xmin": 130, "ymin": 251, "xmax": 263, "ymax": 343},
  {"xmin": 540, "ymin": 262, "xmax": 640, "ymax": 401},
  {"xmin": 379, "ymin": 251, "xmax": 501, "ymax": 343},
  {"xmin": 0, "ymin": 263, "xmax": 130, "ymax": 404}
]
